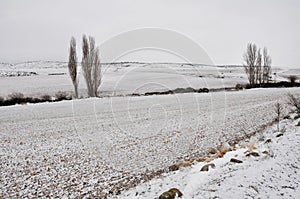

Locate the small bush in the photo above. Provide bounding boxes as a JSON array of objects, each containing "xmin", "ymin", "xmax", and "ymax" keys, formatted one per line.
[
  {"xmin": 287, "ymin": 93, "xmax": 300, "ymax": 114},
  {"xmin": 288, "ymin": 75, "xmax": 298, "ymax": 84},
  {"xmin": 235, "ymin": 84, "xmax": 244, "ymax": 90},
  {"xmin": 198, "ymin": 88, "xmax": 209, "ymax": 93},
  {"xmin": 55, "ymin": 91, "xmax": 70, "ymax": 101},
  {"xmin": 0, "ymin": 96, "xmax": 4, "ymax": 106},
  {"xmin": 24, "ymin": 97, "xmax": 33, "ymax": 103},
  {"xmin": 7, "ymin": 92, "xmax": 25, "ymax": 104},
  {"xmin": 30, "ymin": 98, "xmax": 42, "ymax": 103},
  {"xmin": 8, "ymin": 92, "xmax": 24, "ymax": 99},
  {"xmin": 40, "ymin": 94, "xmax": 52, "ymax": 102},
  {"xmin": 245, "ymin": 84, "xmax": 252, "ymax": 89},
  {"xmin": 202, "ymin": 88, "xmax": 209, "ymax": 93}
]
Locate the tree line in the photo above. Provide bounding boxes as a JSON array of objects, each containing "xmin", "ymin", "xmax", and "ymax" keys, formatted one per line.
[
  {"xmin": 243, "ymin": 43, "xmax": 272, "ymax": 87},
  {"xmin": 68, "ymin": 35, "xmax": 101, "ymax": 98},
  {"xmin": 67, "ymin": 39, "xmax": 293, "ymax": 98}
]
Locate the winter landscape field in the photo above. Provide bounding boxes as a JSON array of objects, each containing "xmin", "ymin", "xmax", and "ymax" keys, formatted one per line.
[
  {"xmin": 1, "ymin": 62, "xmax": 300, "ymax": 198},
  {"xmin": 2, "ymin": 0, "xmax": 300, "ymax": 198}
]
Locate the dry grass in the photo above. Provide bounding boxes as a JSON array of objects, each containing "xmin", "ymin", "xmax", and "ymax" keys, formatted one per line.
[{"xmin": 249, "ymin": 142, "xmax": 257, "ymax": 151}]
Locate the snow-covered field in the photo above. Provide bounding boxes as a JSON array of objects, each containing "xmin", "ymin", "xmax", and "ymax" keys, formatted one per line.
[
  {"xmin": 1, "ymin": 61, "xmax": 298, "ymax": 97},
  {"xmin": 119, "ymin": 114, "xmax": 300, "ymax": 199},
  {"xmin": 1, "ymin": 61, "xmax": 300, "ymax": 198},
  {"xmin": 1, "ymin": 86, "xmax": 300, "ymax": 198}
]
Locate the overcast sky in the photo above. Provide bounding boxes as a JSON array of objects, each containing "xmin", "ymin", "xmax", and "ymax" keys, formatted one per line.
[{"xmin": 0, "ymin": 0, "xmax": 299, "ymax": 67}]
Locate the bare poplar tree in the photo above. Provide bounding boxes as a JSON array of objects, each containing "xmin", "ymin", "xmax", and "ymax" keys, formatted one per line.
[
  {"xmin": 244, "ymin": 44, "xmax": 272, "ymax": 86},
  {"xmin": 68, "ymin": 37, "xmax": 78, "ymax": 98},
  {"xmin": 262, "ymin": 47, "xmax": 272, "ymax": 84},
  {"xmin": 255, "ymin": 49, "xmax": 262, "ymax": 84},
  {"xmin": 81, "ymin": 35, "xmax": 102, "ymax": 97},
  {"xmin": 92, "ymin": 48, "xmax": 101, "ymax": 97},
  {"xmin": 82, "ymin": 35, "xmax": 93, "ymax": 96},
  {"xmin": 243, "ymin": 43, "xmax": 257, "ymax": 86}
]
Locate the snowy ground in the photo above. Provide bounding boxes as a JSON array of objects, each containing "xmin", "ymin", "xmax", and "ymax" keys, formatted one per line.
[
  {"xmin": 118, "ymin": 115, "xmax": 300, "ymax": 199},
  {"xmin": 1, "ymin": 87, "xmax": 300, "ymax": 198}
]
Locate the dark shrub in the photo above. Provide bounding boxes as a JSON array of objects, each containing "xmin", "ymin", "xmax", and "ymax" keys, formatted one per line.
[
  {"xmin": 235, "ymin": 84, "xmax": 244, "ymax": 90},
  {"xmin": 261, "ymin": 81, "xmax": 300, "ymax": 88},
  {"xmin": 40, "ymin": 94, "xmax": 52, "ymax": 102},
  {"xmin": 172, "ymin": 88, "xmax": 187, "ymax": 93},
  {"xmin": 245, "ymin": 84, "xmax": 252, "ymax": 89},
  {"xmin": 198, "ymin": 88, "xmax": 209, "ymax": 93},
  {"xmin": 0, "ymin": 96, "xmax": 4, "ymax": 106},
  {"xmin": 24, "ymin": 97, "xmax": 33, "ymax": 103},
  {"xmin": 288, "ymin": 75, "xmax": 298, "ymax": 84},
  {"xmin": 55, "ymin": 91, "xmax": 70, "ymax": 101},
  {"xmin": 7, "ymin": 92, "xmax": 25, "ymax": 104},
  {"xmin": 185, "ymin": 87, "xmax": 196, "ymax": 93},
  {"xmin": 161, "ymin": 90, "xmax": 173, "ymax": 95},
  {"xmin": 173, "ymin": 87, "xmax": 196, "ymax": 94},
  {"xmin": 287, "ymin": 93, "xmax": 300, "ymax": 114},
  {"xmin": 8, "ymin": 92, "xmax": 24, "ymax": 99},
  {"xmin": 30, "ymin": 98, "xmax": 42, "ymax": 103},
  {"xmin": 202, "ymin": 88, "xmax": 209, "ymax": 93}
]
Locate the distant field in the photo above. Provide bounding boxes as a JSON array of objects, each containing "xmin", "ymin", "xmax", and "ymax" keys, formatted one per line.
[
  {"xmin": 1, "ymin": 61, "xmax": 299, "ymax": 98},
  {"xmin": 0, "ymin": 61, "xmax": 248, "ymax": 97}
]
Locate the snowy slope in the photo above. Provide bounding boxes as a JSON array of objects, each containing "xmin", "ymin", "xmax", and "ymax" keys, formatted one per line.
[{"xmin": 118, "ymin": 116, "xmax": 300, "ymax": 199}]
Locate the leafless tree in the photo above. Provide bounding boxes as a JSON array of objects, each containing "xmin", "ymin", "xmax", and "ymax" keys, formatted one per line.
[
  {"xmin": 274, "ymin": 102, "xmax": 282, "ymax": 132},
  {"xmin": 68, "ymin": 37, "xmax": 78, "ymax": 98},
  {"xmin": 244, "ymin": 44, "xmax": 272, "ymax": 86},
  {"xmin": 255, "ymin": 49, "xmax": 262, "ymax": 84},
  {"xmin": 81, "ymin": 35, "xmax": 102, "ymax": 97},
  {"xmin": 243, "ymin": 43, "xmax": 258, "ymax": 86},
  {"xmin": 93, "ymin": 48, "xmax": 101, "ymax": 97},
  {"xmin": 287, "ymin": 93, "xmax": 300, "ymax": 114},
  {"xmin": 262, "ymin": 47, "xmax": 272, "ymax": 84},
  {"xmin": 82, "ymin": 35, "xmax": 93, "ymax": 96},
  {"xmin": 287, "ymin": 75, "xmax": 298, "ymax": 84}
]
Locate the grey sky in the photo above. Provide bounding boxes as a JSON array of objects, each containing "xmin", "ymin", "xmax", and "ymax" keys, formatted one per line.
[{"xmin": 0, "ymin": 0, "xmax": 299, "ymax": 67}]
